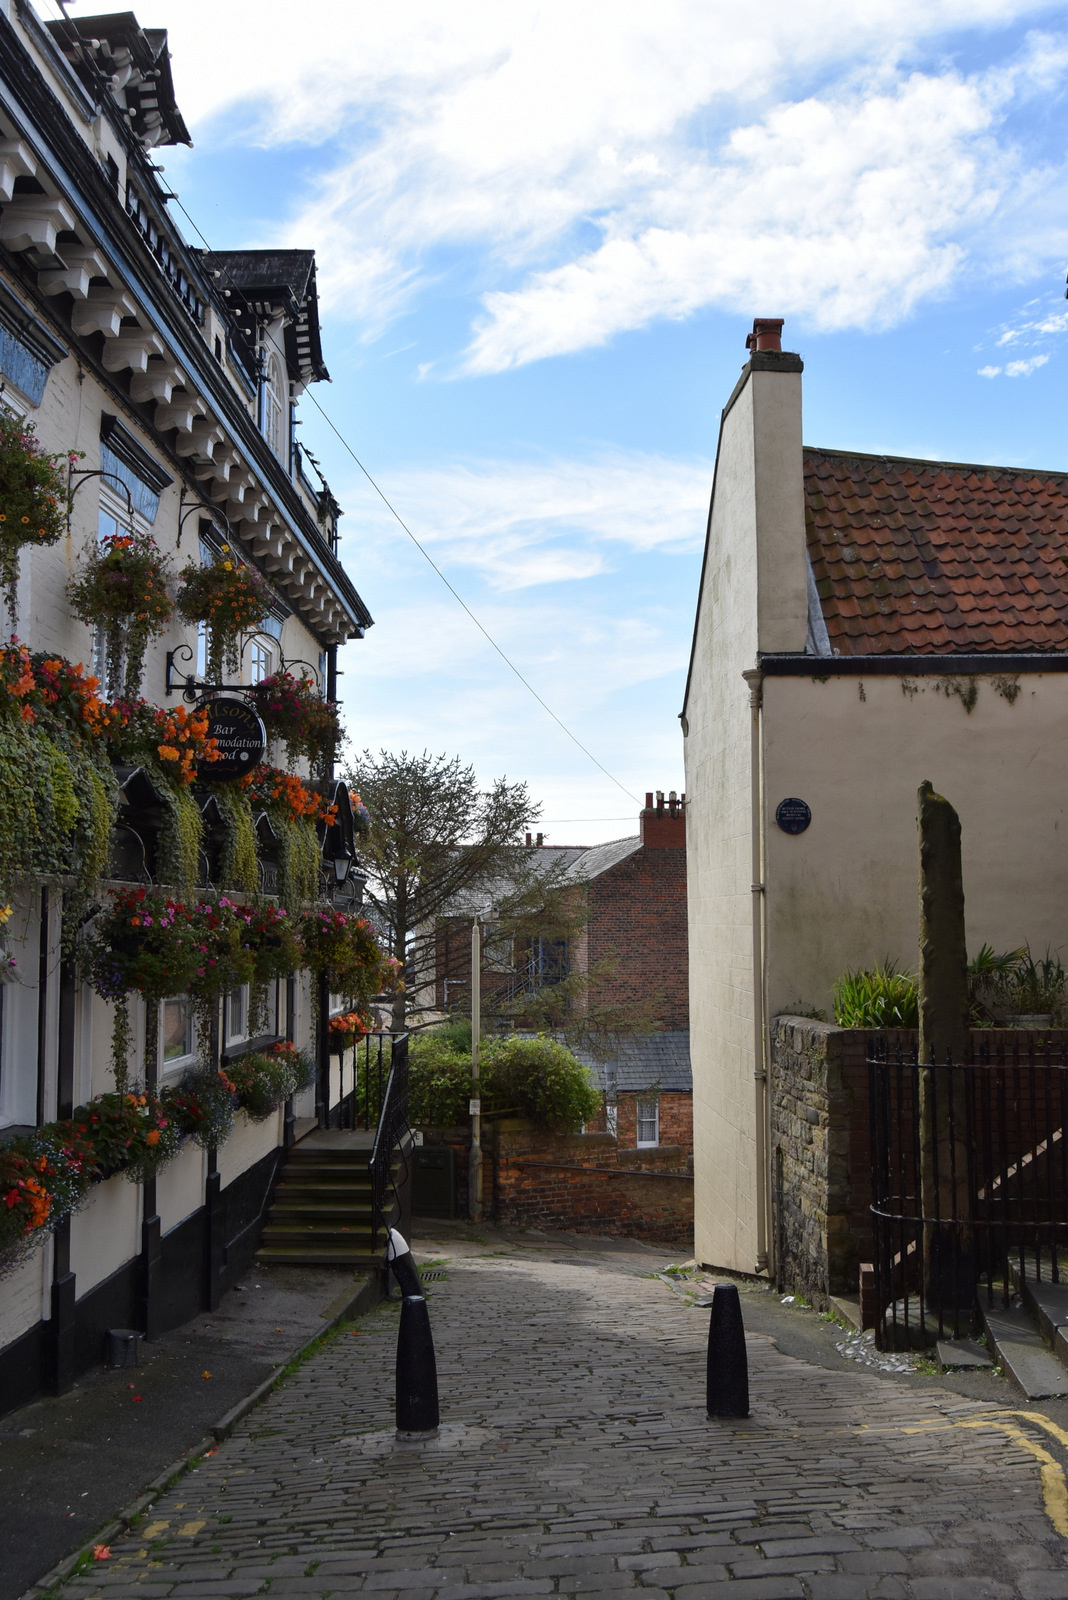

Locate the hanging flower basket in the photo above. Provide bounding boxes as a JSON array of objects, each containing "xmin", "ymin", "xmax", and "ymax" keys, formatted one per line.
[
  {"xmin": 222, "ymin": 1042, "xmax": 314, "ymax": 1122},
  {"xmin": 328, "ymin": 1009, "xmax": 372, "ymax": 1053},
  {"xmin": 0, "ymin": 415, "xmax": 80, "ymax": 624},
  {"xmin": 67, "ymin": 531, "xmax": 173, "ymax": 699},
  {"xmin": 176, "ymin": 547, "xmax": 271, "ymax": 681},
  {"xmin": 248, "ymin": 671, "xmax": 343, "ymax": 776},
  {"xmin": 300, "ymin": 909, "xmax": 385, "ymax": 1002},
  {"xmin": 350, "ymin": 792, "xmax": 371, "ymax": 838}
]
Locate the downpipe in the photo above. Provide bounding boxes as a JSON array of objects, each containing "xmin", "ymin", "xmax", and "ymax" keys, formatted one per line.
[{"xmin": 743, "ymin": 668, "xmax": 770, "ymax": 1277}]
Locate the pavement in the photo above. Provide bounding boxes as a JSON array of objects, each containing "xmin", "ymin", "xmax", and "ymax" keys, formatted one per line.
[
  {"xmin": 22, "ymin": 1219, "xmax": 1068, "ymax": 1600},
  {"xmin": 0, "ymin": 1263, "xmax": 378, "ymax": 1600}
]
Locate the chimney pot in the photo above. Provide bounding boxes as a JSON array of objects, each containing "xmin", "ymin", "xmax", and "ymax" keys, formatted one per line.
[
  {"xmin": 745, "ymin": 317, "xmax": 784, "ymax": 354},
  {"xmin": 536, "ymin": 832, "xmax": 543, "ymax": 847},
  {"xmin": 525, "ymin": 832, "xmax": 532, "ymax": 847},
  {"xmin": 645, "ymin": 792, "xmax": 653, "ymax": 809}
]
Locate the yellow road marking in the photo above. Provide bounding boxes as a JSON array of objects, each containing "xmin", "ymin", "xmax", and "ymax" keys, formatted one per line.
[
  {"xmin": 861, "ymin": 1411, "xmax": 1068, "ymax": 1536},
  {"xmin": 141, "ymin": 1521, "xmax": 169, "ymax": 1539},
  {"xmin": 177, "ymin": 1520, "xmax": 205, "ymax": 1537}
]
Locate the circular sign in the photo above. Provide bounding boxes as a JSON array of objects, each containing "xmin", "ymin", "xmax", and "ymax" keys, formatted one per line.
[
  {"xmin": 195, "ymin": 697, "xmax": 266, "ymax": 782},
  {"xmin": 775, "ymin": 797, "xmax": 811, "ymax": 835}
]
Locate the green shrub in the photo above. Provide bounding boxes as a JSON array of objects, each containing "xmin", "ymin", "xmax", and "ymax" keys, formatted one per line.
[
  {"xmin": 482, "ymin": 1033, "xmax": 601, "ymax": 1132},
  {"xmin": 407, "ymin": 1033, "xmax": 473, "ymax": 1127},
  {"xmin": 832, "ymin": 961, "xmax": 918, "ymax": 1028}
]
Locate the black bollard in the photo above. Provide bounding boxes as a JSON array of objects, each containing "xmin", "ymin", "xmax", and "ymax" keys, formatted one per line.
[
  {"xmin": 396, "ymin": 1295, "xmax": 440, "ymax": 1435},
  {"xmin": 387, "ymin": 1229, "xmax": 439, "ymax": 1435},
  {"xmin": 706, "ymin": 1282, "xmax": 749, "ymax": 1418}
]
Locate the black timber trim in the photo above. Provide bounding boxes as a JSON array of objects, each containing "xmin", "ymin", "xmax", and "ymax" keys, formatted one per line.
[
  {"xmin": 759, "ymin": 652, "xmax": 1068, "ymax": 675},
  {"xmin": 100, "ymin": 412, "xmax": 174, "ymax": 495},
  {"xmin": 0, "ymin": 12, "xmax": 373, "ymax": 638},
  {"xmin": 0, "ymin": 272, "xmax": 67, "ymax": 368}
]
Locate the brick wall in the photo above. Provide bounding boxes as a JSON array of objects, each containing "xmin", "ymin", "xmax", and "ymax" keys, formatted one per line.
[
  {"xmin": 585, "ymin": 840, "xmax": 688, "ymax": 1030},
  {"xmin": 417, "ymin": 1119, "xmax": 693, "ymax": 1246}
]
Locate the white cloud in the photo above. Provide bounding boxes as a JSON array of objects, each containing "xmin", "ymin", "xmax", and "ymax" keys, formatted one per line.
[
  {"xmin": 74, "ymin": 0, "xmax": 1068, "ymax": 365},
  {"xmin": 1005, "ymin": 353, "xmax": 1051, "ymax": 374},
  {"xmin": 977, "ymin": 353, "xmax": 1050, "ymax": 375},
  {"xmin": 333, "ymin": 452, "xmax": 712, "ymax": 591}
]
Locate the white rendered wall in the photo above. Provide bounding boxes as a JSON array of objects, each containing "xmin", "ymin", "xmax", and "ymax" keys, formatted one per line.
[{"xmin": 71, "ymin": 1175, "xmax": 140, "ymax": 1297}]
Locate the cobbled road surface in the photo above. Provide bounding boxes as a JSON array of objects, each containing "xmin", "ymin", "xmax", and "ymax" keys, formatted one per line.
[{"xmin": 52, "ymin": 1238, "xmax": 1068, "ymax": 1600}]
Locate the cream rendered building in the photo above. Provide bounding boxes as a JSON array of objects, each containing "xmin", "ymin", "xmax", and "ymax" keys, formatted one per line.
[
  {"xmin": 0, "ymin": 7, "xmax": 375, "ymax": 1411},
  {"xmin": 683, "ymin": 318, "xmax": 1068, "ymax": 1276}
]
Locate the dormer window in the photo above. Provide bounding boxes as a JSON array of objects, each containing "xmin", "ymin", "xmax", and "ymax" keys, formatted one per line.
[{"xmin": 263, "ymin": 354, "xmax": 285, "ymax": 461}]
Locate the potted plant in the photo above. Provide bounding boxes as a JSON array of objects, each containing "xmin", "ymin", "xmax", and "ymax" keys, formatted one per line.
[
  {"xmin": 176, "ymin": 546, "xmax": 271, "ymax": 681},
  {"xmin": 67, "ymin": 530, "xmax": 173, "ymax": 699},
  {"xmin": 0, "ymin": 414, "xmax": 79, "ymax": 624}
]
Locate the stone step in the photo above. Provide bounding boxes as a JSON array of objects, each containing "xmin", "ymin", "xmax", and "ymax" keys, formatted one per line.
[
  {"xmin": 1017, "ymin": 1272, "xmax": 1068, "ymax": 1364},
  {"xmin": 255, "ymin": 1246, "xmax": 383, "ymax": 1268},
  {"xmin": 262, "ymin": 1222, "xmax": 378, "ymax": 1248},
  {"xmin": 270, "ymin": 1205, "xmax": 376, "ymax": 1224},
  {"xmin": 979, "ymin": 1301, "xmax": 1068, "ymax": 1398}
]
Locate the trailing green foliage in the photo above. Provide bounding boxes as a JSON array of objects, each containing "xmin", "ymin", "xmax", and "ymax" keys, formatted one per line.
[
  {"xmin": 278, "ymin": 814, "xmax": 321, "ymax": 910},
  {"xmin": 832, "ymin": 961, "xmax": 919, "ymax": 1028},
  {"xmin": 223, "ymin": 1043, "xmax": 314, "ymax": 1122},
  {"xmin": 215, "ymin": 784, "xmax": 259, "ymax": 894},
  {"xmin": 156, "ymin": 781, "xmax": 203, "ymax": 896}
]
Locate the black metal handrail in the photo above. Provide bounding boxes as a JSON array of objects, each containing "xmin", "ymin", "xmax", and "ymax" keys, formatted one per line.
[
  {"xmin": 869, "ymin": 1040, "xmax": 1068, "ymax": 1348},
  {"xmin": 367, "ymin": 1031, "xmax": 411, "ymax": 1251}
]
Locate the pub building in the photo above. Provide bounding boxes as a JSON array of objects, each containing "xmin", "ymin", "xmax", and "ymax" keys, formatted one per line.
[{"xmin": 0, "ymin": 7, "xmax": 384, "ymax": 1412}]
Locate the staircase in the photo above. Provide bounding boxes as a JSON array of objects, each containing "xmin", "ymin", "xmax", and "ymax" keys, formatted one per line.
[{"xmin": 257, "ymin": 1130, "xmax": 384, "ymax": 1268}]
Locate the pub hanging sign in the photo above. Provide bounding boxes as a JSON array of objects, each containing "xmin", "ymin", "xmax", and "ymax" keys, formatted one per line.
[{"xmin": 195, "ymin": 696, "xmax": 266, "ymax": 782}]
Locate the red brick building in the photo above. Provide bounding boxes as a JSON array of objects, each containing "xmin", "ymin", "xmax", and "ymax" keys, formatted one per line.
[{"xmin": 435, "ymin": 789, "xmax": 691, "ymax": 1160}]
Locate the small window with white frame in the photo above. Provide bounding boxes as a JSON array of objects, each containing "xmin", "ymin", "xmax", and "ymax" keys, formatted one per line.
[
  {"xmin": 263, "ymin": 353, "xmax": 286, "ymax": 462},
  {"xmin": 160, "ymin": 995, "xmax": 195, "ymax": 1074},
  {"xmin": 636, "ymin": 1096, "xmax": 659, "ymax": 1148},
  {"xmin": 248, "ymin": 634, "xmax": 272, "ymax": 685}
]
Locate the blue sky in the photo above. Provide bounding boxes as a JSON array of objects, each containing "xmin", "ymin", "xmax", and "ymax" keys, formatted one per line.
[{"xmin": 45, "ymin": 0, "xmax": 1068, "ymax": 841}]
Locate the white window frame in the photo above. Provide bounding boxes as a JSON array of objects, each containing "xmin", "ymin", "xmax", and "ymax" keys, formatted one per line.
[
  {"xmin": 636, "ymin": 1096, "xmax": 659, "ymax": 1149},
  {"xmin": 159, "ymin": 994, "xmax": 196, "ymax": 1079},
  {"xmin": 263, "ymin": 354, "xmax": 285, "ymax": 461}
]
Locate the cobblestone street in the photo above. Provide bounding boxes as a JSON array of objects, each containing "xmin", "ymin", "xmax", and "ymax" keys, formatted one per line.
[{"xmin": 51, "ymin": 1236, "xmax": 1068, "ymax": 1600}]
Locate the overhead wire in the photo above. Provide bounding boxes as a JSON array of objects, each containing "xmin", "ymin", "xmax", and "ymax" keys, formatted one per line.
[{"xmin": 167, "ymin": 196, "xmax": 640, "ymax": 805}]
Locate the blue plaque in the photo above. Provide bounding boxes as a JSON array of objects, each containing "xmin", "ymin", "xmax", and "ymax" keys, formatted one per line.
[{"xmin": 776, "ymin": 797, "xmax": 811, "ymax": 835}]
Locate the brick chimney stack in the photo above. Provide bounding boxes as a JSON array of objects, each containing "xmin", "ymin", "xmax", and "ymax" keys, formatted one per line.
[{"xmin": 640, "ymin": 788, "xmax": 685, "ymax": 848}]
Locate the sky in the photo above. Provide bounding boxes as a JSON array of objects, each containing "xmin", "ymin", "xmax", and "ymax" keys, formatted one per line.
[{"xmin": 40, "ymin": 0, "xmax": 1068, "ymax": 842}]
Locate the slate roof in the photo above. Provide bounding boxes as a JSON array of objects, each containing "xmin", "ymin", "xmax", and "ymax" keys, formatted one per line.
[
  {"xmin": 575, "ymin": 1032, "xmax": 691, "ymax": 1094},
  {"xmin": 805, "ymin": 447, "xmax": 1068, "ymax": 656},
  {"xmin": 561, "ymin": 836, "xmax": 641, "ymax": 884}
]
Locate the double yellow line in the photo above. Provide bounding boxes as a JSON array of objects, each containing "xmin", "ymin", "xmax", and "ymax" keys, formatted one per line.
[{"xmin": 863, "ymin": 1410, "xmax": 1068, "ymax": 1536}]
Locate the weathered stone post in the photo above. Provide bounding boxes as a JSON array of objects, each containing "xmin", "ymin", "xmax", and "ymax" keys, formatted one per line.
[{"xmin": 917, "ymin": 780, "xmax": 973, "ymax": 1317}]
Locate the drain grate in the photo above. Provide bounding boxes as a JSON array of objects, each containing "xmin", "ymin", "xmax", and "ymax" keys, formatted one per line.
[{"xmin": 421, "ymin": 1270, "xmax": 446, "ymax": 1281}]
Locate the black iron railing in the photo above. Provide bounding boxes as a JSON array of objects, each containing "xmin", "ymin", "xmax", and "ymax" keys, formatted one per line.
[
  {"xmin": 367, "ymin": 1032, "xmax": 411, "ymax": 1250},
  {"xmin": 869, "ymin": 1040, "xmax": 1068, "ymax": 1347}
]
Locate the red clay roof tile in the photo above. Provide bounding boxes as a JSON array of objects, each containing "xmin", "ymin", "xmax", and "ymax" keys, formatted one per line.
[{"xmin": 805, "ymin": 448, "xmax": 1068, "ymax": 655}]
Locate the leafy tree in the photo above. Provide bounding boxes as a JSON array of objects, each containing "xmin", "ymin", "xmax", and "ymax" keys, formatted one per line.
[{"xmin": 346, "ymin": 749, "xmax": 536, "ymax": 1030}]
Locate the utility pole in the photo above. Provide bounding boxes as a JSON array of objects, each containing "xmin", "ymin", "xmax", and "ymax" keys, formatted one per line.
[{"xmin": 469, "ymin": 912, "xmax": 482, "ymax": 1221}]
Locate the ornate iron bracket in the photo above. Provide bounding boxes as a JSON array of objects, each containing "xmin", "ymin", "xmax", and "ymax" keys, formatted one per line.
[{"xmin": 165, "ymin": 635, "xmax": 326, "ymax": 700}]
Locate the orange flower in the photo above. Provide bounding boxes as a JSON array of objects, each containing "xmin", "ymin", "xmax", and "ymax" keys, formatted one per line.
[{"xmin": 145, "ymin": 1129, "xmax": 160, "ymax": 1147}]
